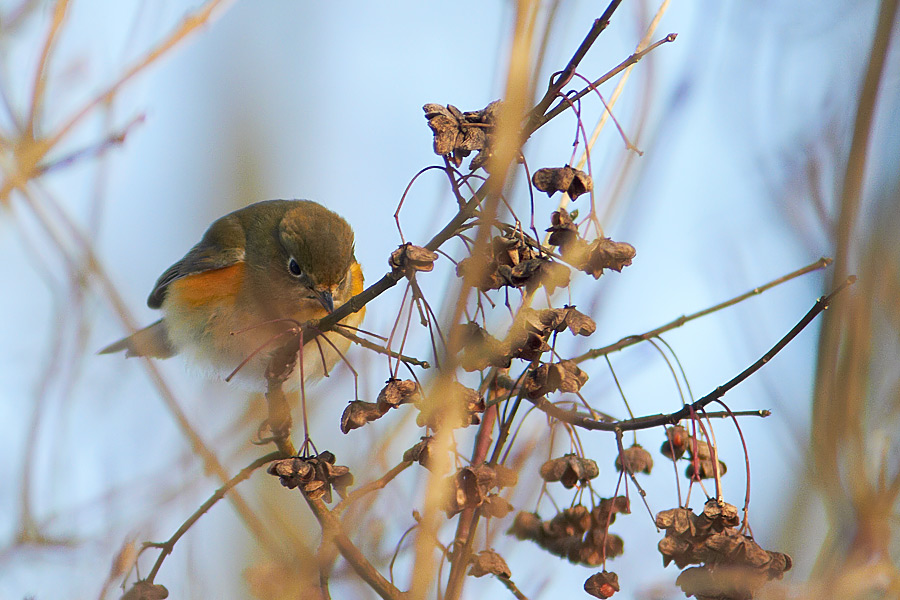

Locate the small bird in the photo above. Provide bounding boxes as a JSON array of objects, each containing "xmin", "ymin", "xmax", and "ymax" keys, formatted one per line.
[{"xmin": 100, "ymin": 199, "xmax": 364, "ymax": 386}]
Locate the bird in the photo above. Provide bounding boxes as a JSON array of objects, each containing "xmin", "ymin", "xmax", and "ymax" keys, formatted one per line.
[{"xmin": 100, "ymin": 199, "xmax": 364, "ymax": 387}]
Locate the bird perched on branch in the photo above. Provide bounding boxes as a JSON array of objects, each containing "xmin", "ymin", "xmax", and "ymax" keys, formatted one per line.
[{"xmin": 100, "ymin": 199, "xmax": 364, "ymax": 387}]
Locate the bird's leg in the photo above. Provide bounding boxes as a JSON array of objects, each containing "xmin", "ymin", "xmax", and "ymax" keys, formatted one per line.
[{"xmin": 264, "ymin": 334, "xmax": 301, "ymax": 456}]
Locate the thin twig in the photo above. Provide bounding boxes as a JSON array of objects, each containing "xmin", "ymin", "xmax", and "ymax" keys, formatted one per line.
[
  {"xmin": 526, "ymin": 0, "xmax": 624, "ymax": 130},
  {"xmin": 27, "ymin": 0, "xmax": 69, "ymax": 135},
  {"xmin": 527, "ymin": 277, "xmax": 854, "ymax": 432},
  {"xmin": 333, "ymin": 460, "xmax": 413, "ymax": 514},
  {"xmin": 37, "ymin": 114, "xmax": 145, "ymax": 175},
  {"xmin": 304, "ymin": 495, "xmax": 408, "ymax": 600},
  {"xmin": 44, "ymin": 0, "xmax": 231, "ymax": 154},
  {"xmin": 144, "ymin": 452, "xmax": 281, "ymax": 582},
  {"xmin": 497, "ymin": 575, "xmax": 530, "ymax": 600},
  {"xmin": 539, "ymin": 33, "xmax": 677, "ymax": 128},
  {"xmin": 574, "ymin": 257, "xmax": 833, "ymax": 363}
]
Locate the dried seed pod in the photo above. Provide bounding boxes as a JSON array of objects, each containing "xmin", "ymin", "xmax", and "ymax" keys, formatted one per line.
[
  {"xmin": 532, "ymin": 166, "xmax": 593, "ymax": 200},
  {"xmin": 267, "ymin": 452, "xmax": 352, "ymax": 503},
  {"xmin": 414, "ymin": 381, "xmax": 485, "ymax": 429},
  {"xmin": 267, "ymin": 457, "xmax": 314, "ymax": 489},
  {"xmin": 492, "ymin": 234, "xmax": 536, "ymax": 266},
  {"xmin": 469, "ymin": 549, "xmax": 511, "ymax": 579},
  {"xmin": 688, "ymin": 438, "xmax": 713, "ymax": 460},
  {"xmin": 547, "ymin": 208, "xmax": 579, "ymax": 248},
  {"xmin": 443, "ymin": 463, "xmax": 509, "ymax": 517},
  {"xmin": 403, "ymin": 436, "xmax": 445, "ymax": 472},
  {"xmin": 456, "ymin": 255, "xmax": 505, "ymax": 292},
  {"xmin": 377, "ymin": 378, "xmax": 422, "ymax": 409},
  {"xmin": 508, "ymin": 511, "xmax": 542, "ymax": 540},
  {"xmin": 508, "ymin": 257, "xmax": 570, "ymax": 294},
  {"xmin": 563, "ymin": 305, "xmax": 597, "ymax": 336},
  {"xmin": 506, "ymin": 313, "xmax": 552, "ymax": 361},
  {"xmin": 588, "ymin": 237, "xmax": 635, "ymax": 273},
  {"xmin": 423, "ymin": 101, "xmax": 501, "ymax": 168},
  {"xmin": 389, "ymin": 243, "xmax": 438, "ymax": 274},
  {"xmin": 466, "ymin": 100, "xmax": 503, "ymax": 172},
  {"xmin": 557, "ymin": 234, "xmax": 636, "ymax": 280},
  {"xmin": 656, "ymin": 502, "xmax": 792, "ymax": 591},
  {"xmin": 539, "ymin": 454, "xmax": 600, "ymax": 489},
  {"xmin": 551, "ymin": 360, "xmax": 589, "ymax": 393},
  {"xmin": 481, "ymin": 494, "xmax": 515, "ymax": 519},
  {"xmin": 658, "ymin": 534, "xmax": 695, "ymax": 569},
  {"xmin": 592, "ymin": 496, "xmax": 631, "ymax": 526},
  {"xmin": 530, "ymin": 307, "xmax": 569, "ymax": 332},
  {"xmin": 523, "ymin": 361, "xmax": 589, "ymax": 398},
  {"xmin": 614, "ymin": 444, "xmax": 654, "ymax": 474},
  {"xmin": 675, "ymin": 565, "xmax": 768, "ymax": 600},
  {"xmin": 699, "ymin": 498, "xmax": 740, "ymax": 530},
  {"xmin": 424, "ymin": 103, "xmax": 463, "ymax": 157},
  {"xmin": 122, "ymin": 581, "xmax": 169, "ymax": 600},
  {"xmin": 340, "ymin": 400, "xmax": 386, "ymax": 433},
  {"xmin": 456, "ymin": 322, "xmax": 513, "ymax": 371},
  {"xmin": 660, "ymin": 425, "xmax": 689, "ymax": 460},
  {"xmin": 655, "ymin": 507, "xmax": 697, "ymax": 537},
  {"xmin": 685, "ymin": 459, "xmax": 727, "ymax": 480},
  {"xmin": 510, "ymin": 501, "xmax": 626, "ymax": 567},
  {"xmin": 584, "ymin": 571, "xmax": 620, "ymax": 599}
]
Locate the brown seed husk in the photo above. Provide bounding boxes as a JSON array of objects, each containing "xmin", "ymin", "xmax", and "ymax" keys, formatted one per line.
[
  {"xmin": 469, "ymin": 549, "xmax": 511, "ymax": 579},
  {"xmin": 614, "ymin": 444, "xmax": 654, "ymax": 474},
  {"xmin": 389, "ymin": 243, "xmax": 439, "ymax": 275},
  {"xmin": 532, "ymin": 166, "xmax": 593, "ymax": 200},
  {"xmin": 584, "ymin": 571, "xmax": 620, "ymax": 599},
  {"xmin": 539, "ymin": 454, "xmax": 600, "ymax": 489}
]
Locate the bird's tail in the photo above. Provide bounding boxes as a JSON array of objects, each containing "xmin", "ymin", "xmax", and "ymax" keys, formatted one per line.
[{"xmin": 98, "ymin": 319, "xmax": 176, "ymax": 358}]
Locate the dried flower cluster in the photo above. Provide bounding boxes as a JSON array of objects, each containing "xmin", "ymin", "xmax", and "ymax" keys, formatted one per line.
[
  {"xmin": 443, "ymin": 463, "xmax": 517, "ymax": 518},
  {"xmin": 341, "ymin": 379, "xmax": 422, "ymax": 433},
  {"xmin": 532, "ymin": 165, "xmax": 593, "ymax": 200},
  {"xmin": 547, "ymin": 208, "xmax": 636, "ymax": 279},
  {"xmin": 423, "ymin": 101, "xmax": 503, "ymax": 170},
  {"xmin": 456, "ymin": 305, "xmax": 595, "ymax": 372},
  {"xmin": 509, "ymin": 497, "xmax": 629, "ymax": 566},
  {"xmin": 266, "ymin": 451, "xmax": 353, "ymax": 502},
  {"xmin": 584, "ymin": 570, "xmax": 620, "ymax": 599},
  {"xmin": 539, "ymin": 454, "xmax": 600, "ymax": 489},
  {"xmin": 523, "ymin": 359, "xmax": 589, "ymax": 399},
  {"xmin": 403, "ymin": 436, "xmax": 442, "ymax": 472},
  {"xmin": 415, "ymin": 380, "xmax": 486, "ymax": 430},
  {"xmin": 614, "ymin": 444, "xmax": 654, "ymax": 474},
  {"xmin": 468, "ymin": 549, "xmax": 512, "ymax": 579},
  {"xmin": 659, "ymin": 426, "xmax": 728, "ymax": 480},
  {"xmin": 657, "ymin": 499, "xmax": 792, "ymax": 600},
  {"xmin": 457, "ymin": 232, "xmax": 570, "ymax": 294},
  {"xmin": 389, "ymin": 242, "xmax": 439, "ymax": 276}
]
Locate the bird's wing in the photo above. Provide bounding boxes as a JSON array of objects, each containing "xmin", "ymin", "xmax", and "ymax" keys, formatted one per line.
[{"xmin": 147, "ymin": 214, "xmax": 247, "ymax": 309}]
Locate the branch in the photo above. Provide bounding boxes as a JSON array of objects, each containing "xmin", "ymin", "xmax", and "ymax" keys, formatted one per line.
[
  {"xmin": 304, "ymin": 494, "xmax": 408, "ymax": 600},
  {"xmin": 333, "ymin": 327, "xmax": 431, "ymax": 369},
  {"xmin": 526, "ymin": 0, "xmax": 624, "ymax": 130},
  {"xmin": 145, "ymin": 452, "xmax": 281, "ymax": 582},
  {"xmin": 333, "ymin": 460, "xmax": 413, "ymax": 514},
  {"xmin": 573, "ymin": 257, "xmax": 833, "ymax": 363},
  {"xmin": 528, "ymin": 277, "xmax": 854, "ymax": 432}
]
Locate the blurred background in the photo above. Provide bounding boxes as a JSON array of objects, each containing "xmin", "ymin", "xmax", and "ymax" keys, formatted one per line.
[{"xmin": 0, "ymin": 1, "xmax": 897, "ymax": 598}]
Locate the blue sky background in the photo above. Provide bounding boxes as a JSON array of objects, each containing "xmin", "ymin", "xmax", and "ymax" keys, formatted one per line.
[{"xmin": 1, "ymin": 1, "xmax": 897, "ymax": 599}]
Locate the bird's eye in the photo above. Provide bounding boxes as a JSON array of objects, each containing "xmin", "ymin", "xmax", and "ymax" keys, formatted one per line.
[{"xmin": 288, "ymin": 257, "xmax": 302, "ymax": 277}]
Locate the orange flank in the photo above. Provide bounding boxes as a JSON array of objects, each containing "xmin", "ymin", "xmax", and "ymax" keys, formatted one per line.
[
  {"xmin": 167, "ymin": 262, "xmax": 245, "ymax": 308},
  {"xmin": 349, "ymin": 261, "xmax": 365, "ymax": 297}
]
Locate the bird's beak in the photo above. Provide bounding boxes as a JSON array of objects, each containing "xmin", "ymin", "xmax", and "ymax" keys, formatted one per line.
[{"xmin": 314, "ymin": 289, "xmax": 335, "ymax": 313}]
